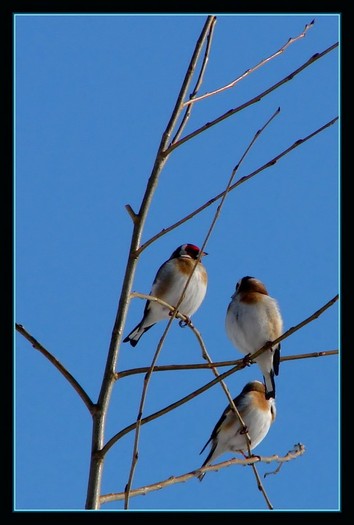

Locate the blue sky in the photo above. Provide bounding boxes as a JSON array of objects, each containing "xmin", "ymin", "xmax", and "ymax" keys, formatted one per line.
[{"xmin": 15, "ymin": 13, "xmax": 339, "ymax": 512}]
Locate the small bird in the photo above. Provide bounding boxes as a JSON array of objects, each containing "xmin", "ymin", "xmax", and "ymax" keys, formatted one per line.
[
  {"xmin": 123, "ymin": 243, "xmax": 208, "ymax": 347},
  {"xmin": 225, "ymin": 276, "xmax": 283, "ymax": 399},
  {"xmin": 198, "ymin": 380, "xmax": 276, "ymax": 481}
]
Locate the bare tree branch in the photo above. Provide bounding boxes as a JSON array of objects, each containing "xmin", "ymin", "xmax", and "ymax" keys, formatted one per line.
[
  {"xmin": 193, "ymin": 105, "xmax": 280, "ymax": 264},
  {"xmin": 100, "ymin": 444, "xmax": 306, "ymax": 504},
  {"xmin": 250, "ymin": 462, "xmax": 273, "ymax": 510},
  {"xmin": 164, "ymin": 42, "xmax": 338, "ymax": 155},
  {"xmin": 170, "ymin": 16, "xmax": 217, "ymax": 145},
  {"xmin": 183, "ymin": 19, "xmax": 315, "ymax": 107},
  {"xmin": 281, "ymin": 349, "xmax": 338, "ymax": 362},
  {"xmin": 16, "ymin": 323, "xmax": 95, "ymax": 414},
  {"xmin": 264, "ymin": 461, "xmax": 284, "ymax": 478},
  {"xmin": 137, "ymin": 116, "xmax": 338, "ymax": 255},
  {"xmin": 116, "ymin": 350, "xmax": 338, "ymax": 379}
]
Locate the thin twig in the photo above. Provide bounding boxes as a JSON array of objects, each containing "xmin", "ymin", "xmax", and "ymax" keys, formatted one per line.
[
  {"xmin": 16, "ymin": 323, "xmax": 95, "ymax": 414},
  {"xmin": 115, "ymin": 350, "xmax": 338, "ymax": 379},
  {"xmin": 264, "ymin": 462, "xmax": 284, "ymax": 478},
  {"xmin": 281, "ymin": 350, "xmax": 339, "ymax": 362},
  {"xmin": 165, "ymin": 42, "xmax": 338, "ymax": 155},
  {"xmin": 101, "ymin": 295, "xmax": 338, "ymax": 457},
  {"xmin": 129, "ymin": 292, "xmax": 187, "ymax": 317},
  {"xmin": 100, "ymin": 444, "xmax": 305, "ymax": 504},
  {"xmin": 170, "ymin": 16, "xmax": 217, "ymax": 145},
  {"xmin": 183, "ymin": 19, "xmax": 315, "ymax": 107},
  {"xmin": 264, "ymin": 443, "xmax": 305, "ymax": 478},
  {"xmin": 194, "ymin": 105, "xmax": 280, "ymax": 265},
  {"xmin": 137, "ymin": 116, "xmax": 338, "ymax": 256},
  {"xmin": 250, "ymin": 463, "xmax": 273, "ymax": 510}
]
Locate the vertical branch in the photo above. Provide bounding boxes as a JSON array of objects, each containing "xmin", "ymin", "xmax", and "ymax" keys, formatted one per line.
[
  {"xmin": 84, "ymin": 15, "xmax": 217, "ymax": 510},
  {"xmin": 160, "ymin": 15, "xmax": 217, "ymax": 155},
  {"xmin": 250, "ymin": 464, "xmax": 273, "ymax": 510},
  {"xmin": 170, "ymin": 16, "xmax": 217, "ymax": 145}
]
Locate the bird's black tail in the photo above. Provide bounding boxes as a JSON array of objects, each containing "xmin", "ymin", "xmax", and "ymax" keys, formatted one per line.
[
  {"xmin": 197, "ymin": 441, "xmax": 216, "ymax": 481},
  {"xmin": 123, "ymin": 323, "xmax": 155, "ymax": 347},
  {"xmin": 273, "ymin": 344, "xmax": 281, "ymax": 376},
  {"xmin": 264, "ymin": 370, "xmax": 276, "ymax": 400}
]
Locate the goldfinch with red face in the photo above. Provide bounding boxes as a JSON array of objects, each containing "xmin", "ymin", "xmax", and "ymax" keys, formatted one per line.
[{"xmin": 123, "ymin": 243, "xmax": 208, "ymax": 347}]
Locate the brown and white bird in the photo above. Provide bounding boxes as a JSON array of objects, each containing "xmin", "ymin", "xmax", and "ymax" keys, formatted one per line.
[
  {"xmin": 198, "ymin": 380, "xmax": 276, "ymax": 481},
  {"xmin": 225, "ymin": 276, "xmax": 283, "ymax": 399},
  {"xmin": 123, "ymin": 243, "xmax": 208, "ymax": 347}
]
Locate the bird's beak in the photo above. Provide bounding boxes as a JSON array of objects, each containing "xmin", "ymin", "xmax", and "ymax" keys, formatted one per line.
[{"xmin": 200, "ymin": 251, "xmax": 208, "ymax": 257}]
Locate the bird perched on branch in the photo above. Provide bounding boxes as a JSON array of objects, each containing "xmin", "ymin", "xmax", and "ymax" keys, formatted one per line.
[
  {"xmin": 198, "ymin": 380, "xmax": 276, "ymax": 481},
  {"xmin": 225, "ymin": 276, "xmax": 283, "ymax": 399},
  {"xmin": 123, "ymin": 243, "xmax": 208, "ymax": 347}
]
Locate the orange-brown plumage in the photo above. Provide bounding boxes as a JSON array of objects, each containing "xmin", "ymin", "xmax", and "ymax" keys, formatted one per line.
[
  {"xmin": 198, "ymin": 380, "xmax": 276, "ymax": 481},
  {"xmin": 123, "ymin": 243, "xmax": 208, "ymax": 346},
  {"xmin": 226, "ymin": 276, "xmax": 283, "ymax": 399}
]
